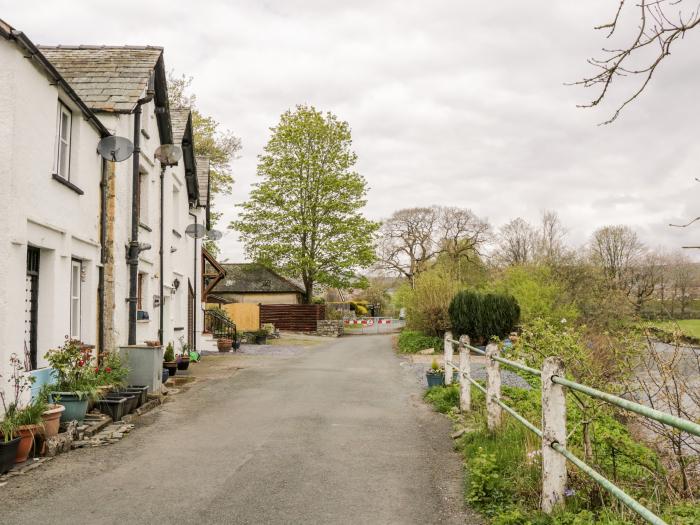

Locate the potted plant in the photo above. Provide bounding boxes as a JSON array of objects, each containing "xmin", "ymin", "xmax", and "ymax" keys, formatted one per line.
[
  {"xmin": 177, "ymin": 341, "xmax": 190, "ymax": 370},
  {"xmin": 426, "ymin": 359, "xmax": 445, "ymax": 388},
  {"xmin": 253, "ymin": 329, "xmax": 268, "ymax": 345},
  {"xmin": 0, "ymin": 353, "xmax": 46, "ymax": 463},
  {"xmin": 95, "ymin": 351, "xmax": 129, "ymax": 389},
  {"xmin": 0, "ymin": 421, "xmax": 21, "ymax": 474},
  {"xmin": 217, "ymin": 338, "xmax": 233, "ymax": 352},
  {"xmin": 163, "ymin": 342, "xmax": 177, "ymax": 376},
  {"xmin": 44, "ymin": 338, "xmax": 100, "ymax": 424}
]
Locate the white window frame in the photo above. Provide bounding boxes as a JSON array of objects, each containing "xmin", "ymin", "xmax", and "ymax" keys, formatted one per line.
[
  {"xmin": 70, "ymin": 259, "xmax": 82, "ymax": 340},
  {"xmin": 55, "ymin": 102, "xmax": 72, "ymax": 180}
]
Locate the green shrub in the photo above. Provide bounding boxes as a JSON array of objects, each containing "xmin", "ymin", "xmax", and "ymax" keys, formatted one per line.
[
  {"xmin": 396, "ymin": 330, "xmax": 442, "ymax": 354},
  {"xmin": 405, "ymin": 267, "xmax": 460, "ymax": 336},
  {"xmin": 163, "ymin": 342, "xmax": 175, "ymax": 362},
  {"xmin": 449, "ymin": 290, "xmax": 520, "ymax": 341},
  {"xmin": 488, "ymin": 265, "xmax": 579, "ymax": 326}
]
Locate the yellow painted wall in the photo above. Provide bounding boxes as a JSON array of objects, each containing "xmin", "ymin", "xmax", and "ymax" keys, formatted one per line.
[
  {"xmin": 230, "ymin": 293, "xmax": 300, "ymax": 305},
  {"xmin": 222, "ymin": 303, "xmax": 260, "ymax": 332}
]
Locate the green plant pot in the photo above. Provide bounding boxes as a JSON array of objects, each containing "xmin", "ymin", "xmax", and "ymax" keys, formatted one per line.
[
  {"xmin": 426, "ymin": 372, "xmax": 444, "ymax": 388},
  {"xmin": 49, "ymin": 392, "xmax": 89, "ymax": 423}
]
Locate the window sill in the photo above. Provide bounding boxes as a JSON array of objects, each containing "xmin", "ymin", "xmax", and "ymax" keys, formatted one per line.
[
  {"xmin": 136, "ymin": 319, "xmax": 150, "ymax": 324},
  {"xmin": 139, "ymin": 222, "xmax": 152, "ymax": 232},
  {"xmin": 52, "ymin": 174, "xmax": 84, "ymax": 195}
]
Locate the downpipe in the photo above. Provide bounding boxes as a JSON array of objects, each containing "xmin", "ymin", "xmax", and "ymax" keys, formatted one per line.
[{"xmin": 127, "ymin": 88, "xmax": 154, "ymax": 345}]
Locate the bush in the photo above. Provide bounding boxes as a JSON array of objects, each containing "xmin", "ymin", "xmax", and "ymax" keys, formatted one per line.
[
  {"xmin": 449, "ymin": 290, "xmax": 520, "ymax": 341},
  {"xmin": 405, "ymin": 267, "xmax": 460, "ymax": 336},
  {"xmin": 396, "ymin": 330, "xmax": 442, "ymax": 354},
  {"xmin": 489, "ymin": 265, "xmax": 579, "ymax": 326}
]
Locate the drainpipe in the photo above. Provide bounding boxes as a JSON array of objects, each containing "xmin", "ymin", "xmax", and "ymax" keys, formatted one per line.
[
  {"xmin": 189, "ymin": 210, "xmax": 198, "ymax": 352},
  {"xmin": 98, "ymin": 157, "xmax": 108, "ymax": 360},
  {"xmin": 127, "ymin": 85, "xmax": 154, "ymax": 346},
  {"xmin": 158, "ymin": 163, "xmax": 165, "ymax": 345}
]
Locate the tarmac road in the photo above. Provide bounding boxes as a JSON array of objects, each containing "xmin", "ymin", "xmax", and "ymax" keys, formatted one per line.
[{"xmin": 1, "ymin": 334, "xmax": 479, "ymax": 524}]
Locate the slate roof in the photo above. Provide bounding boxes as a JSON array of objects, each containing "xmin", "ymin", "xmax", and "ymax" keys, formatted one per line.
[
  {"xmin": 38, "ymin": 45, "xmax": 163, "ymax": 113},
  {"xmin": 170, "ymin": 107, "xmax": 190, "ymax": 144},
  {"xmin": 196, "ymin": 156, "xmax": 210, "ymax": 207},
  {"xmin": 214, "ymin": 264, "xmax": 305, "ymax": 294}
]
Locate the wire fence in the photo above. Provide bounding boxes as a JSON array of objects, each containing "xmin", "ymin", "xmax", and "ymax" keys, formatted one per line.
[{"xmin": 442, "ymin": 332, "xmax": 700, "ymax": 525}]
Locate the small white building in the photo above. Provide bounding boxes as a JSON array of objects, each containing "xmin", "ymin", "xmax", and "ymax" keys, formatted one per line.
[{"xmin": 0, "ymin": 21, "xmax": 110, "ymax": 378}]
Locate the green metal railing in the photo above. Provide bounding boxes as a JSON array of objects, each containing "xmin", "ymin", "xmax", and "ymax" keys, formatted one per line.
[{"xmin": 444, "ymin": 335, "xmax": 700, "ymax": 525}]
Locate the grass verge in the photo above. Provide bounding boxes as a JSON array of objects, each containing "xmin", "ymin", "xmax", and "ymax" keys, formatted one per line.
[{"xmin": 424, "ymin": 385, "xmax": 699, "ymax": 525}]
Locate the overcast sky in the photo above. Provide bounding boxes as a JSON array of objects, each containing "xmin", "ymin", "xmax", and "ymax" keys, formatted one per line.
[{"xmin": 4, "ymin": 1, "xmax": 700, "ymax": 261}]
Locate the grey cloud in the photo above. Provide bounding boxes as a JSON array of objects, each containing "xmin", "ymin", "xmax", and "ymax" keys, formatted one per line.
[{"xmin": 4, "ymin": 0, "xmax": 700, "ymax": 261}]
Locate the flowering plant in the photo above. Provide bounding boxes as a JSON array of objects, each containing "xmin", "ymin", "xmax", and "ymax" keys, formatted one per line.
[
  {"xmin": 44, "ymin": 337, "xmax": 100, "ymax": 397},
  {"xmin": 94, "ymin": 352, "xmax": 129, "ymax": 387}
]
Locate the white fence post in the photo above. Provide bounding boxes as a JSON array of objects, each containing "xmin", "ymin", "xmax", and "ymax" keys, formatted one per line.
[
  {"xmin": 444, "ymin": 331, "xmax": 454, "ymax": 385},
  {"xmin": 541, "ymin": 357, "xmax": 567, "ymax": 513},
  {"xmin": 459, "ymin": 335, "xmax": 471, "ymax": 412},
  {"xmin": 486, "ymin": 342, "xmax": 501, "ymax": 431}
]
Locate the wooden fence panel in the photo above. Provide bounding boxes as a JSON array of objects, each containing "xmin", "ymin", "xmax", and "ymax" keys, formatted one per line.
[
  {"xmin": 260, "ymin": 304, "xmax": 326, "ymax": 332},
  {"xmin": 222, "ymin": 303, "xmax": 260, "ymax": 332}
]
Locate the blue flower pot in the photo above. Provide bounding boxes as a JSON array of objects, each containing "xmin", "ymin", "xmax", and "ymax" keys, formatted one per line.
[
  {"xmin": 426, "ymin": 372, "xmax": 445, "ymax": 388},
  {"xmin": 49, "ymin": 392, "xmax": 89, "ymax": 423}
]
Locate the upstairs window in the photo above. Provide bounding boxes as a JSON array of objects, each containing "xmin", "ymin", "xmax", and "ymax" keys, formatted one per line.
[
  {"xmin": 138, "ymin": 172, "xmax": 149, "ymax": 226},
  {"xmin": 55, "ymin": 102, "xmax": 72, "ymax": 180}
]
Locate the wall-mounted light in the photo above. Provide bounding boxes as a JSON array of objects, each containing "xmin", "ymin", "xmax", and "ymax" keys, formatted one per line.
[{"xmin": 172, "ymin": 278, "xmax": 180, "ymax": 291}]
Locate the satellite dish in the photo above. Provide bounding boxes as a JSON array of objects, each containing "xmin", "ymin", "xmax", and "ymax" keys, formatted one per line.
[
  {"xmin": 185, "ymin": 223, "xmax": 206, "ymax": 239},
  {"xmin": 97, "ymin": 136, "xmax": 134, "ymax": 162},
  {"xmin": 206, "ymin": 229, "xmax": 223, "ymax": 241},
  {"xmin": 154, "ymin": 144, "xmax": 182, "ymax": 165}
]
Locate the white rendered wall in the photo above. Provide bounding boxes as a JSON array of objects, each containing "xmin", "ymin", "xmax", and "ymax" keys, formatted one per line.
[{"xmin": 0, "ymin": 40, "xmax": 102, "ymax": 380}]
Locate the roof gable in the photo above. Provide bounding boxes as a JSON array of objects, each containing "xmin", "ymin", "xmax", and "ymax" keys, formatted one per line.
[
  {"xmin": 0, "ymin": 19, "xmax": 110, "ymax": 138},
  {"xmin": 214, "ymin": 264, "xmax": 305, "ymax": 294},
  {"xmin": 171, "ymin": 107, "xmax": 199, "ymax": 203}
]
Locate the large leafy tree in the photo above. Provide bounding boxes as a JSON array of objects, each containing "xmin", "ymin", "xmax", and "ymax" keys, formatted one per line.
[
  {"xmin": 232, "ymin": 105, "xmax": 378, "ymax": 302},
  {"xmin": 168, "ymin": 73, "xmax": 242, "ymax": 255}
]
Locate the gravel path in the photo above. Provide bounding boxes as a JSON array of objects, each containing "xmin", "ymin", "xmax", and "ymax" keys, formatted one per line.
[{"xmin": 402, "ymin": 358, "xmax": 531, "ymax": 389}]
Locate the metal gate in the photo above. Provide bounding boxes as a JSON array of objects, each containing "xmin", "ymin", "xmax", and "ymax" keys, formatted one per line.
[
  {"xmin": 25, "ymin": 246, "xmax": 40, "ymax": 369},
  {"xmin": 343, "ymin": 317, "xmax": 405, "ymax": 335}
]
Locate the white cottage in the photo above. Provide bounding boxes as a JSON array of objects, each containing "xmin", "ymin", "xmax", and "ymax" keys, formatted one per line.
[
  {"xmin": 39, "ymin": 45, "xmax": 214, "ymax": 355},
  {"xmin": 0, "ymin": 19, "xmax": 221, "ymax": 392},
  {"xmin": 0, "ymin": 21, "xmax": 110, "ymax": 379}
]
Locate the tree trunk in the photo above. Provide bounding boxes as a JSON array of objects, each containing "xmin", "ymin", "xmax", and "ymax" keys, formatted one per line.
[{"xmin": 302, "ymin": 277, "xmax": 313, "ymax": 304}]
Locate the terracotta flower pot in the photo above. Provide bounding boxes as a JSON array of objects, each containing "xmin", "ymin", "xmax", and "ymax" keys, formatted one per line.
[
  {"xmin": 40, "ymin": 404, "xmax": 66, "ymax": 439},
  {"xmin": 16, "ymin": 424, "xmax": 41, "ymax": 463},
  {"xmin": 217, "ymin": 338, "xmax": 232, "ymax": 352}
]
